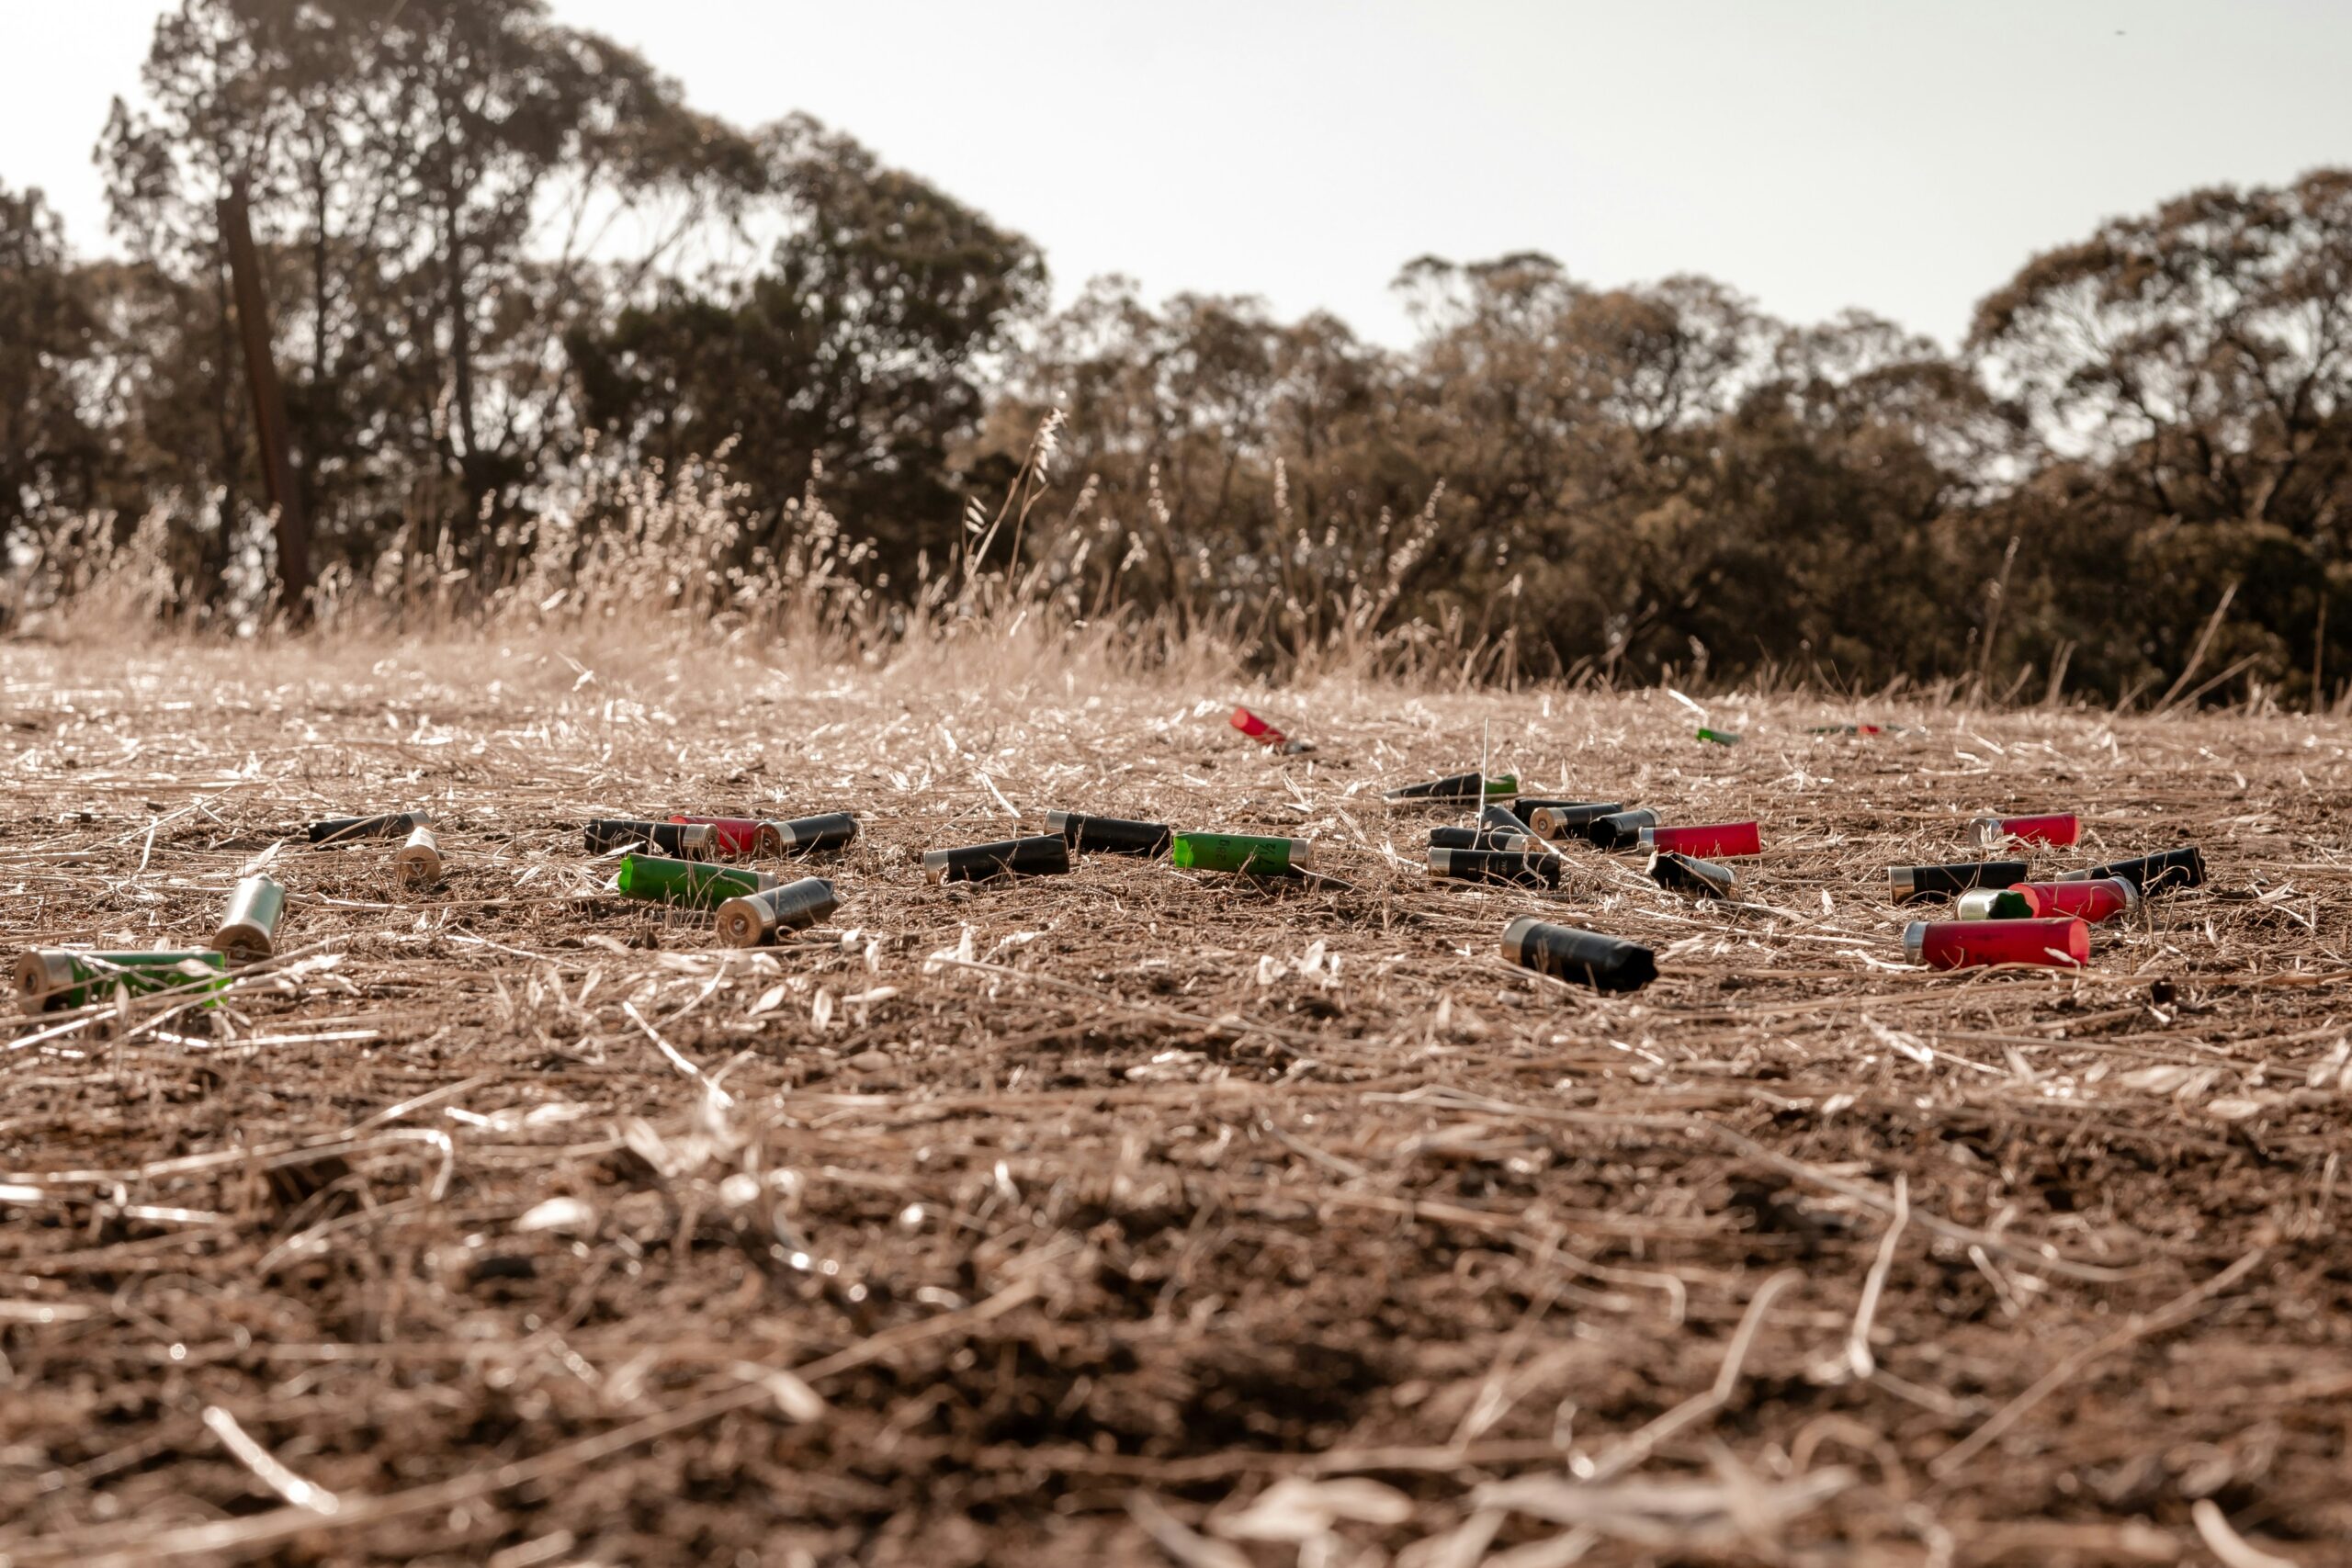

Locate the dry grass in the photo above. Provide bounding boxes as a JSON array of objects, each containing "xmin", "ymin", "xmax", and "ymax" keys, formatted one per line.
[{"xmin": 2, "ymin": 628, "xmax": 2348, "ymax": 1567}]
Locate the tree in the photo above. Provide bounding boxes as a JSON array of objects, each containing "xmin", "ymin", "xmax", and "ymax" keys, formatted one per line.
[
  {"xmin": 568, "ymin": 113, "xmax": 1046, "ymax": 581},
  {"xmin": 1971, "ymin": 170, "xmax": 2352, "ymax": 701},
  {"xmin": 0, "ymin": 186, "xmax": 103, "ymax": 546},
  {"xmin": 100, "ymin": 0, "xmax": 762, "ymax": 604}
]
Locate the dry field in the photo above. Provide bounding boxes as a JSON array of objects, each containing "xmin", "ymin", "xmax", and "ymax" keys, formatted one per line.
[{"xmin": 2, "ymin": 631, "xmax": 2348, "ymax": 1568}]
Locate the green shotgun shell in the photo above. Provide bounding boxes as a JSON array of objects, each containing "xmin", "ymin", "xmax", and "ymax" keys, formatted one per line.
[
  {"xmin": 209, "ymin": 875, "xmax": 287, "ymax": 962},
  {"xmin": 717, "ymin": 877, "xmax": 841, "ymax": 946},
  {"xmin": 615, "ymin": 854, "xmax": 780, "ymax": 908},
  {"xmin": 1695, "ymin": 728, "xmax": 1742, "ymax": 746},
  {"xmin": 16, "ymin": 949, "xmax": 228, "ymax": 1012},
  {"xmin": 1170, "ymin": 831, "xmax": 1316, "ymax": 877}
]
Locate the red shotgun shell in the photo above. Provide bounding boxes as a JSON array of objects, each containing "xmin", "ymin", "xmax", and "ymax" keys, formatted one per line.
[
  {"xmin": 1970, "ymin": 812, "xmax": 2080, "ymax": 849},
  {"xmin": 671, "ymin": 816, "xmax": 764, "ymax": 856},
  {"xmin": 1636, "ymin": 820, "xmax": 1762, "ymax": 859},
  {"xmin": 1229, "ymin": 705, "xmax": 1312, "ymax": 754},
  {"xmin": 1904, "ymin": 917, "xmax": 2089, "ymax": 971},
  {"xmin": 2013, "ymin": 876, "xmax": 2139, "ymax": 924}
]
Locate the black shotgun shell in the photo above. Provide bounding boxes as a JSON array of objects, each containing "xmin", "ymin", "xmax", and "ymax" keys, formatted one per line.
[
  {"xmin": 1385, "ymin": 770, "xmax": 1509, "ymax": 803},
  {"xmin": 1428, "ymin": 847, "xmax": 1564, "ymax": 888},
  {"xmin": 1520, "ymin": 801, "xmax": 1624, "ymax": 839},
  {"xmin": 310, "ymin": 811, "xmax": 431, "ymax": 846},
  {"xmin": 1585, "ymin": 808, "xmax": 1660, "ymax": 852},
  {"xmin": 1648, "ymin": 850, "xmax": 1737, "ymax": 898},
  {"xmin": 1430, "ymin": 826, "xmax": 1538, "ymax": 852},
  {"xmin": 585, "ymin": 818, "xmax": 714, "ymax": 857},
  {"xmin": 922, "ymin": 834, "xmax": 1072, "ymax": 885},
  {"xmin": 716, "ymin": 876, "xmax": 840, "ymax": 946},
  {"xmin": 770, "ymin": 812, "xmax": 860, "ymax": 854},
  {"xmin": 2061, "ymin": 846, "xmax": 2206, "ymax": 895},
  {"xmin": 1502, "ymin": 917, "xmax": 1657, "ymax": 992},
  {"xmin": 1887, "ymin": 860, "xmax": 2031, "ymax": 903},
  {"xmin": 1479, "ymin": 803, "xmax": 1532, "ymax": 833},
  {"xmin": 1045, "ymin": 810, "xmax": 1172, "ymax": 857}
]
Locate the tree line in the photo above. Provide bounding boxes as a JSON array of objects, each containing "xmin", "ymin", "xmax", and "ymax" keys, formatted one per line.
[{"xmin": 4, "ymin": 0, "xmax": 2348, "ymax": 703}]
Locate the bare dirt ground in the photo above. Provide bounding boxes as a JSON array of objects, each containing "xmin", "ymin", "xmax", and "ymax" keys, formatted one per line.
[{"xmin": 3, "ymin": 634, "xmax": 2348, "ymax": 1568}]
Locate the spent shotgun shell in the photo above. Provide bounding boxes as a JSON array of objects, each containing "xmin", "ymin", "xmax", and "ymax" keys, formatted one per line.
[
  {"xmin": 2060, "ymin": 846, "xmax": 2205, "ymax": 895},
  {"xmin": 1428, "ymin": 846, "xmax": 1564, "ymax": 888},
  {"xmin": 1046, "ymin": 810, "xmax": 1173, "ymax": 857},
  {"xmin": 1647, "ymin": 851, "xmax": 1737, "ymax": 899},
  {"xmin": 2019, "ymin": 876, "xmax": 2138, "ymax": 922},
  {"xmin": 1585, "ymin": 808, "xmax": 1661, "ymax": 852},
  {"xmin": 585, "ymin": 818, "xmax": 714, "ymax": 857},
  {"xmin": 1170, "ymin": 831, "xmax": 1314, "ymax": 877},
  {"xmin": 1887, "ymin": 860, "xmax": 2031, "ymax": 903},
  {"xmin": 1636, "ymin": 820, "xmax": 1762, "ymax": 859},
  {"xmin": 1969, "ymin": 812, "xmax": 2080, "ymax": 850},
  {"xmin": 923, "ymin": 834, "xmax": 1072, "ymax": 884},
  {"xmin": 669, "ymin": 816, "xmax": 766, "ymax": 856},
  {"xmin": 1695, "ymin": 728, "xmax": 1742, "ymax": 745},
  {"xmin": 766, "ymin": 813, "xmax": 860, "ymax": 855},
  {"xmin": 17, "ymin": 949, "xmax": 227, "ymax": 1012},
  {"xmin": 1384, "ymin": 772, "xmax": 1518, "ymax": 804},
  {"xmin": 1480, "ymin": 802, "xmax": 1533, "ymax": 832},
  {"xmin": 716, "ymin": 877, "xmax": 841, "ymax": 947},
  {"xmin": 1230, "ymin": 705, "xmax": 1313, "ymax": 754},
  {"xmin": 1956, "ymin": 877, "xmax": 2141, "ymax": 923},
  {"xmin": 1500, "ymin": 917, "xmax": 1657, "ymax": 993},
  {"xmin": 310, "ymin": 810, "xmax": 430, "ymax": 847},
  {"xmin": 1954, "ymin": 886, "xmax": 2040, "ymax": 920},
  {"xmin": 615, "ymin": 854, "xmax": 779, "ymax": 908},
  {"xmin": 395, "ymin": 825, "xmax": 443, "ymax": 886},
  {"xmin": 1905, "ymin": 917, "xmax": 2089, "ymax": 971},
  {"xmin": 1430, "ymin": 826, "xmax": 1538, "ymax": 852},
  {"xmin": 1521, "ymin": 801, "xmax": 1627, "ymax": 840},
  {"xmin": 209, "ymin": 875, "xmax": 286, "ymax": 962}
]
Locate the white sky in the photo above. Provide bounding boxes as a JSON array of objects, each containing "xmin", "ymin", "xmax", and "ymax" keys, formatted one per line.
[{"xmin": 5, "ymin": 0, "xmax": 2347, "ymax": 349}]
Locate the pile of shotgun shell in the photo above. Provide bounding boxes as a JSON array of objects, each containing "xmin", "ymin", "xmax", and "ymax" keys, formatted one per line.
[
  {"xmin": 1393, "ymin": 770, "xmax": 1760, "ymax": 989},
  {"xmin": 1886, "ymin": 811, "xmax": 2202, "ymax": 970}
]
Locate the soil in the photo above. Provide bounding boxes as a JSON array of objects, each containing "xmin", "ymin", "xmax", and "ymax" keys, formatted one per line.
[{"xmin": 2, "ymin": 637, "xmax": 2346, "ymax": 1567}]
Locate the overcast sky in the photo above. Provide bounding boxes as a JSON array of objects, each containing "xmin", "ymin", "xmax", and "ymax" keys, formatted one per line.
[{"xmin": 5, "ymin": 0, "xmax": 2346, "ymax": 348}]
